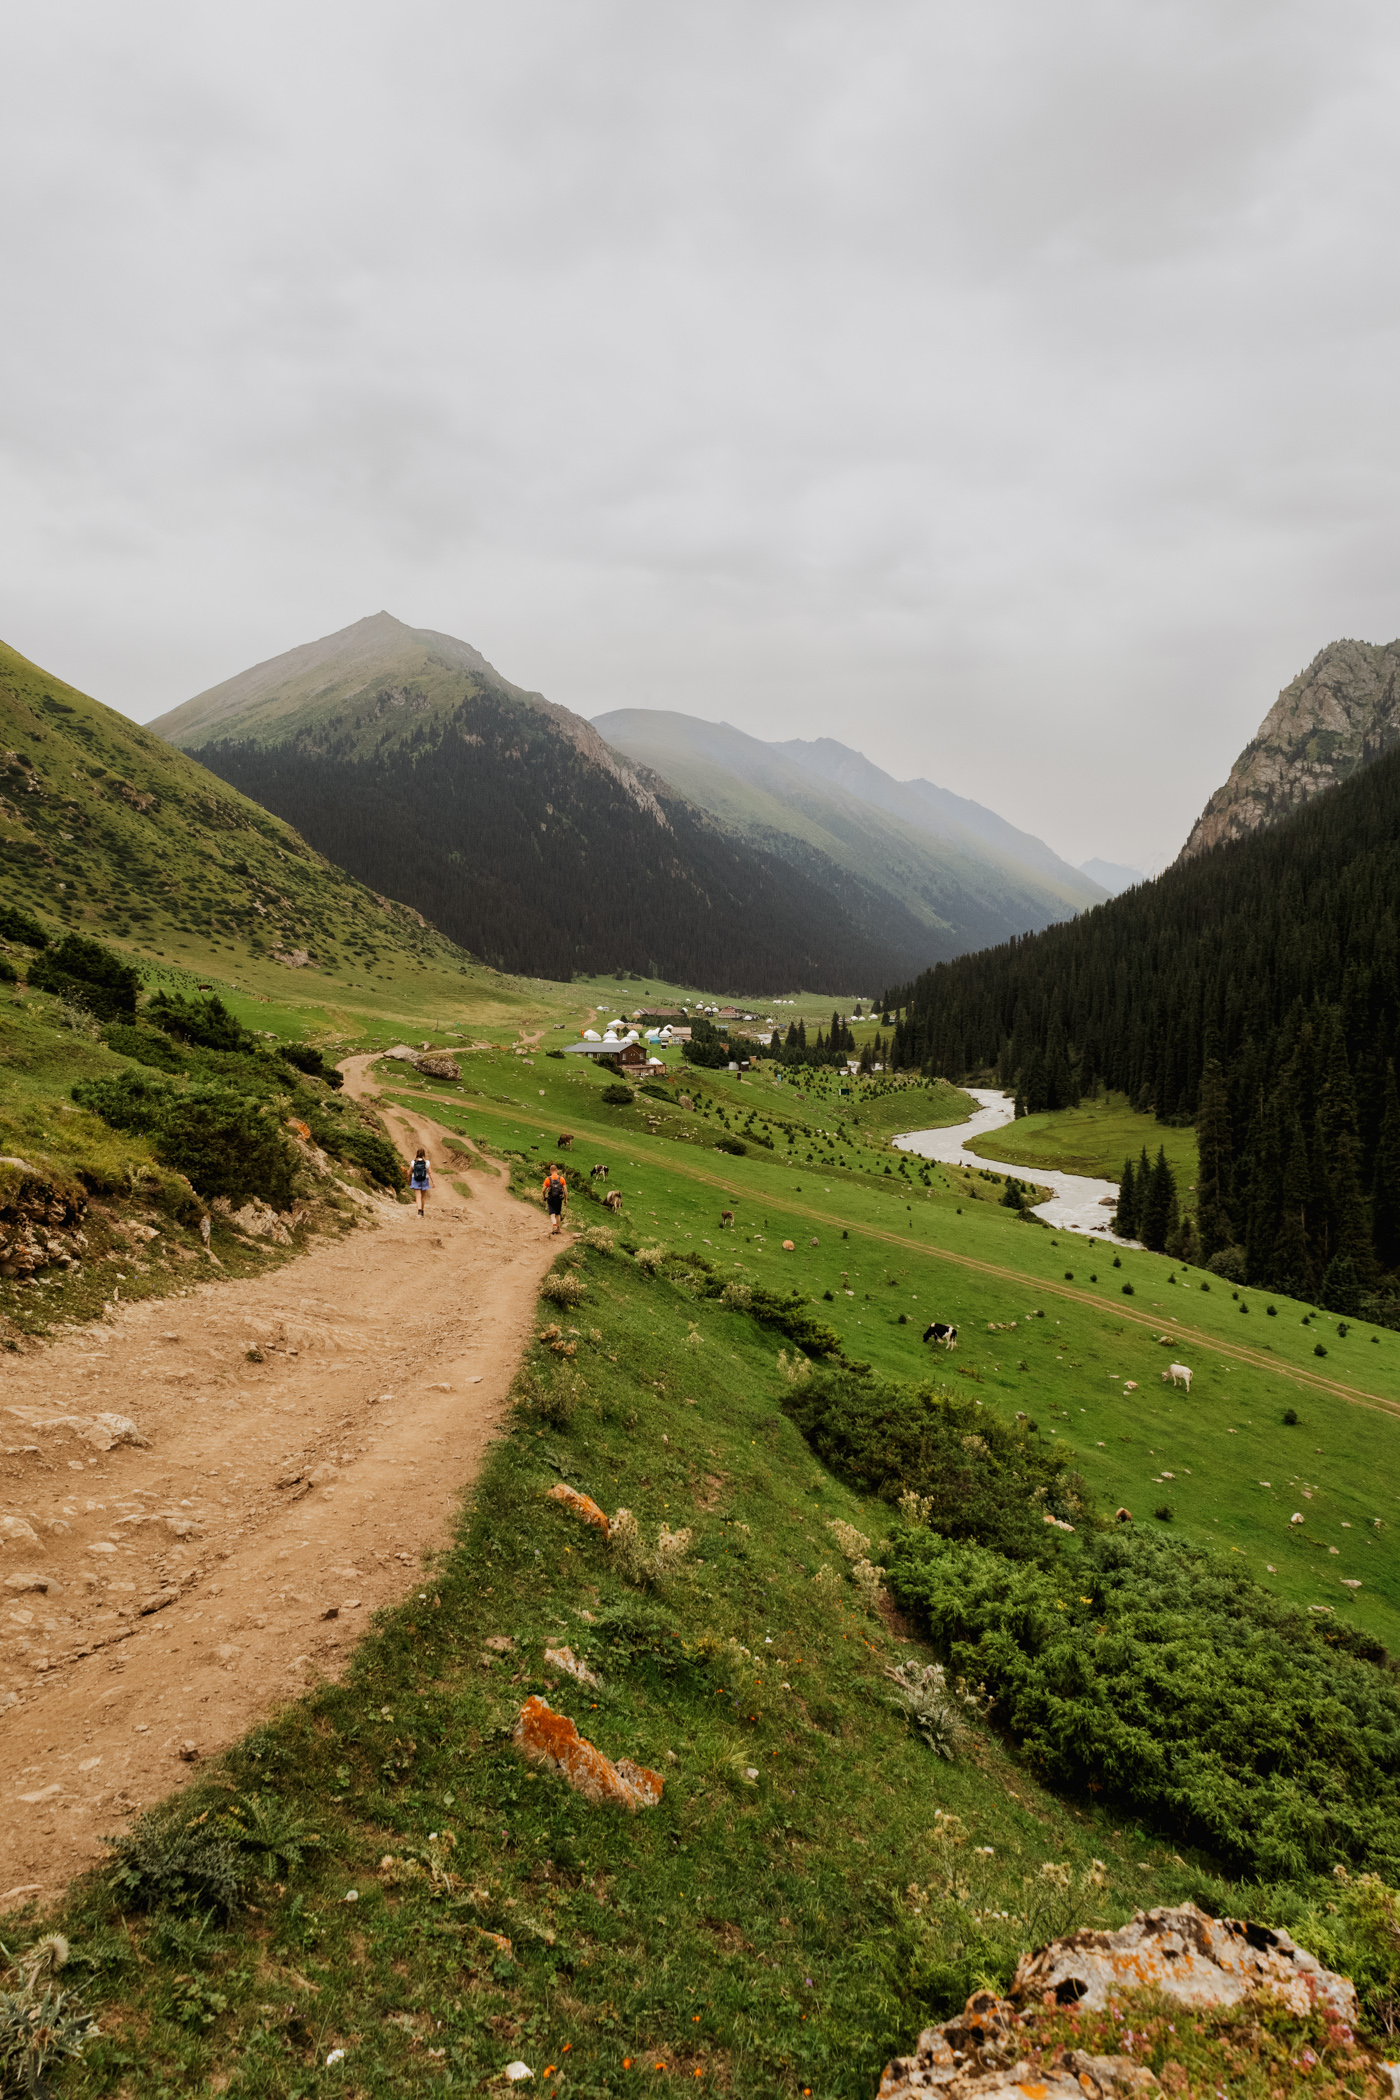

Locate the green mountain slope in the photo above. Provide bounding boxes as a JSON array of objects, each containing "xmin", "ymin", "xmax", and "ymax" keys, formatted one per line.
[
  {"xmin": 593, "ymin": 708, "xmax": 1105, "ymax": 955},
  {"xmin": 0, "ymin": 634, "xmax": 471, "ymax": 984},
  {"xmin": 152, "ymin": 613, "xmax": 940, "ymax": 989}
]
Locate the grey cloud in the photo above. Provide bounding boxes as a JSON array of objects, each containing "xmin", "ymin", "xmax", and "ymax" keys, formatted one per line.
[{"xmin": 2, "ymin": 0, "xmax": 1398, "ymax": 870}]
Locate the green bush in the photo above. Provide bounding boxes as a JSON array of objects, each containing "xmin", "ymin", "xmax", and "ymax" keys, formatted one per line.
[
  {"xmin": 104, "ymin": 1022, "xmax": 190, "ymax": 1073},
  {"xmin": 714, "ymin": 1134, "xmax": 747, "ymax": 1156},
  {"xmin": 0, "ymin": 901, "xmax": 49, "ymax": 947},
  {"xmin": 0, "ymin": 957, "xmax": 16, "ymax": 984},
  {"xmin": 600, "ymin": 1082, "xmax": 635, "ymax": 1106},
  {"xmin": 148, "ymin": 990, "xmax": 256, "ymax": 1054},
  {"xmin": 73, "ymin": 1072, "xmax": 297, "ymax": 1208},
  {"xmin": 317, "ymin": 1124, "xmax": 406, "ymax": 1192},
  {"xmin": 278, "ymin": 1040, "xmax": 344, "ymax": 1089},
  {"xmin": 103, "ymin": 1807, "xmax": 250, "ymax": 1917},
  {"xmin": 888, "ymin": 1523, "xmax": 1400, "ymax": 1881},
  {"xmin": 783, "ymin": 1365, "xmax": 1082, "ymax": 1559},
  {"xmin": 30, "ymin": 933, "xmax": 139, "ymax": 1022}
]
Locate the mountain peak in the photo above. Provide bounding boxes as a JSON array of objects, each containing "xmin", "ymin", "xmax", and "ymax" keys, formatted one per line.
[{"xmin": 1180, "ymin": 637, "xmax": 1400, "ymax": 860}]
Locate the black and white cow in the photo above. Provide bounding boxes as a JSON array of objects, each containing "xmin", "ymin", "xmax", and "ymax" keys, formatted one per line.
[{"xmin": 922, "ymin": 1321, "xmax": 959, "ymax": 1351}]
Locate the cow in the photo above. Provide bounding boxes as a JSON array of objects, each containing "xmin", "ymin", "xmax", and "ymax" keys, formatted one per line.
[
  {"xmin": 720, "ymin": 1209, "xmax": 735, "ymax": 1228},
  {"xmin": 590, "ymin": 1164, "xmax": 609, "ymax": 1180},
  {"xmin": 603, "ymin": 1189, "xmax": 624, "ymax": 1212},
  {"xmin": 557, "ymin": 1133, "xmax": 574, "ymax": 1150},
  {"xmin": 1115, "ymin": 1507, "xmax": 1133, "ymax": 1523},
  {"xmin": 922, "ymin": 1321, "xmax": 959, "ymax": 1351},
  {"xmin": 1163, "ymin": 1363, "xmax": 1193, "ymax": 1392}
]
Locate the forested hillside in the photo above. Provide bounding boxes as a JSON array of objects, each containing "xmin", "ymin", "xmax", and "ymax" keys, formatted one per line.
[{"xmin": 885, "ymin": 744, "xmax": 1400, "ymax": 1316}]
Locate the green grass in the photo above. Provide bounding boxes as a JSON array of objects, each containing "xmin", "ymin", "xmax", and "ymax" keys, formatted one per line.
[
  {"xmin": 48, "ymin": 1234, "xmax": 1243, "ymax": 2100},
  {"xmin": 392, "ymin": 1045, "xmax": 1400, "ymax": 1657},
  {"xmin": 962, "ymin": 1092, "xmax": 1199, "ymax": 1187}
]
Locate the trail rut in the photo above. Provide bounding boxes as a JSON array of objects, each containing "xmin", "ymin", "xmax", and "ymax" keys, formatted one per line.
[{"xmin": 0, "ymin": 1056, "xmax": 555, "ymax": 1914}]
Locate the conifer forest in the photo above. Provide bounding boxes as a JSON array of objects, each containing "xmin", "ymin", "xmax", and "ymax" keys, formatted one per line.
[{"xmin": 884, "ymin": 744, "xmax": 1400, "ymax": 1319}]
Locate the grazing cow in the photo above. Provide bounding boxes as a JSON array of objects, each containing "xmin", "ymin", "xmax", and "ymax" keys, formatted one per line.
[
  {"xmin": 719, "ymin": 1209, "xmax": 735, "ymax": 1228},
  {"xmin": 557, "ymin": 1133, "xmax": 574, "ymax": 1150},
  {"xmin": 1123, "ymin": 1380, "xmax": 1139, "ymax": 1392},
  {"xmin": 1115, "ymin": 1507, "xmax": 1133, "ymax": 1523},
  {"xmin": 603, "ymin": 1189, "xmax": 623, "ymax": 1212},
  {"xmin": 590, "ymin": 1163, "xmax": 609, "ymax": 1180},
  {"xmin": 1162, "ymin": 1363, "xmax": 1193, "ymax": 1392},
  {"xmin": 922, "ymin": 1321, "xmax": 959, "ymax": 1351}
]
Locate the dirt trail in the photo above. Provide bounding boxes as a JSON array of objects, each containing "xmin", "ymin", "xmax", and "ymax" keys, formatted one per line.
[{"xmin": 0, "ymin": 1056, "xmax": 556, "ymax": 1915}]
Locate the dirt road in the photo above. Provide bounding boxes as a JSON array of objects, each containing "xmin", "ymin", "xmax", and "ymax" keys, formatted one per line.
[{"xmin": 0, "ymin": 1057, "xmax": 555, "ymax": 1914}]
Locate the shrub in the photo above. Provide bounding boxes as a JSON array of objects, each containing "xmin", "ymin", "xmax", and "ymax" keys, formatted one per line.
[
  {"xmin": 147, "ymin": 990, "xmax": 256, "ymax": 1053},
  {"xmin": 72, "ymin": 1068, "xmax": 176, "ymax": 1136},
  {"xmin": 1283, "ymin": 1407, "xmax": 1299, "ymax": 1425},
  {"xmin": 1206, "ymin": 1245, "xmax": 1248, "ymax": 1284},
  {"xmin": 826, "ymin": 1517, "xmax": 871, "ymax": 1562},
  {"xmin": 30, "ymin": 933, "xmax": 138, "ymax": 1022},
  {"xmin": 714, "ymin": 1135, "xmax": 747, "ymax": 1156},
  {"xmin": 0, "ymin": 902, "xmax": 49, "ymax": 948},
  {"xmin": 720, "ymin": 1280, "xmax": 752, "ymax": 1309},
  {"xmin": 888, "ymin": 1523, "xmax": 1400, "ymax": 1880},
  {"xmin": 73, "ymin": 1073, "xmax": 297, "ymax": 1207},
  {"xmin": 0, "ymin": 1937, "xmax": 95, "ymax": 2096},
  {"xmin": 541, "ymin": 1270, "xmax": 587, "ymax": 1307},
  {"xmin": 884, "ymin": 1658, "xmax": 978, "ymax": 1759},
  {"xmin": 1315, "ymin": 1343, "xmax": 1329, "ymax": 1357},
  {"xmin": 322, "ymin": 1125, "xmax": 406, "ymax": 1191},
  {"xmin": 852, "ymin": 1557, "xmax": 887, "ymax": 1615},
  {"xmin": 784, "ymin": 1364, "xmax": 1083, "ymax": 1562},
  {"xmin": 1121, "ymin": 1282, "xmax": 1134, "ymax": 1295},
  {"xmin": 1155, "ymin": 1504, "xmax": 1173, "ymax": 1521},
  {"xmin": 577, "ymin": 1225, "xmax": 616, "ymax": 1253},
  {"xmin": 0, "ymin": 958, "xmax": 16, "ymax": 985},
  {"xmin": 103, "ymin": 1805, "xmax": 250, "ymax": 1916},
  {"xmin": 599, "ymin": 1082, "xmax": 635, "ymax": 1106},
  {"xmin": 278, "ymin": 1041, "xmax": 344, "ymax": 1089},
  {"xmin": 104, "ymin": 1022, "xmax": 189, "ymax": 1073},
  {"xmin": 608, "ymin": 1508, "xmax": 693, "ymax": 1588}
]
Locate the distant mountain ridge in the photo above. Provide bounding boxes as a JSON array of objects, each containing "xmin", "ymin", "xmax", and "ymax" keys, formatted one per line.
[
  {"xmin": 153, "ymin": 614, "xmax": 930, "ymax": 990},
  {"xmin": 593, "ymin": 708, "xmax": 1105, "ymax": 957},
  {"xmin": 1078, "ymin": 858, "xmax": 1143, "ymax": 896},
  {"xmin": 154, "ymin": 614, "xmax": 1105, "ymax": 989},
  {"xmin": 1180, "ymin": 637, "xmax": 1400, "ymax": 860}
]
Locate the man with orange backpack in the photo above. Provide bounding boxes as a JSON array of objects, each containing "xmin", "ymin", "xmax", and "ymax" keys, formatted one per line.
[{"xmin": 541, "ymin": 1162, "xmax": 568, "ymax": 1235}]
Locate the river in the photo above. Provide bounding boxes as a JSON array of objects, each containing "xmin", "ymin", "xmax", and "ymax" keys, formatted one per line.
[{"xmin": 893, "ymin": 1087, "xmax": 1131, "ymax": 1243}]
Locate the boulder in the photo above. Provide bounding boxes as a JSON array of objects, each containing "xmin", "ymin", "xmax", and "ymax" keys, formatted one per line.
[
  {"xmin": 512, "ymin": 1696, "xmax": 662, "ymax": 1811},
  {"xmin": 1012, "ymin": 1904, "xmax": 1356, "ymax": 2022},
  {"xmin": 414, "ymin": 1053, "xmax": 460, "ymax": 1081},
  {"xmin": 877, "ymin": 1906, "xmax": 1361, "ymax": 2100},
  {"xmin": 1, "ymin": 1515, "xmax": 40, "ymax": 1546},
  {"xmin": 545, "ymin": 1482, "xmax": 611, "ymax": 1537},
  {"xmin": 229, "ymin": 1200, "xmax": 294, "ymax": 1244},
  {"xmin": 544, "ymin": 1643, "xmax": 603, "ymax": 1688}
]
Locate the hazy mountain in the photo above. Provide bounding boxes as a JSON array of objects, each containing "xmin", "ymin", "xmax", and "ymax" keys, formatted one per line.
[
  {"xmin": 1078, "ymin": 857, "xmax": 1143, "ymax": 896},
  {"xmin": 593, "ymin": 709, "xmax": 1106, "ymax": 957},
  {"xmin": 1180, "ymin": 637, "xmax": 1400, "ymax": 860},
  {"xmin": 0, "ymin": 635, "xmax": 457, "ymax": 976},
  {"xmin": 152, "ymin": 613, "xmax": 933, "ymax": 990}
]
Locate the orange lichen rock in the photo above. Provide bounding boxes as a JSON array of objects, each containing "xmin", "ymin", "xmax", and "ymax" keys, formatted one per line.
[
  {"xmin": 545, "ymin": 1482, "xmax": 610, "ymax": 1537},
  {"xmin": 512, "ymin": 1696, "xmax": 663, "ymax": 1811}
]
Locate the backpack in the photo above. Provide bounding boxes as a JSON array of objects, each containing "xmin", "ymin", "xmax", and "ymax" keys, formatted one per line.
[{"xmin": 410, "ymin": 1157, "xmax": 429, "ymax": 1186}]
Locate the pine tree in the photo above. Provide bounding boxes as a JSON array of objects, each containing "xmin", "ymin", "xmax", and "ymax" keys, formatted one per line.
[
  {"xmin": 1195, "ymin": 1052, "xmax": 1235, "ymax": 1262},
  {"xmin": 1373, "ymin": 1061, "xmax": 1400, "ymax": 1270},
  {"xmin": 1140, "ymin": 1147, "xmax": 1178, "ymax": 1253},
  {"xmin": 1271, "ymin": 1112, "xmax": 1313, "ymax": 1299},
  {"xmin": 1116, "ymin": 1156, "xmax": 1137, "ymax": 1238},
  {"xmin": 1320, "ymin": 1251, "xmax": 1362, "ymax": 1317}
]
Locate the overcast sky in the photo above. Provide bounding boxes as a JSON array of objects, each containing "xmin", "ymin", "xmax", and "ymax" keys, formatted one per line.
[{"xmin": 3, "ymin": 1, "xmax": 1398, "ymax": 870}]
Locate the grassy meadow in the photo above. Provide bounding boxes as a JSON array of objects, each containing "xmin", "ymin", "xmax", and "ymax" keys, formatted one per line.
[
  {"xmin": 962, "ymin": 1091, "xmax": 1200, "ymax": 1186},
  {"xmin": 5, "ymin": 888, "xmax": 1400, "ymax": 2091}
]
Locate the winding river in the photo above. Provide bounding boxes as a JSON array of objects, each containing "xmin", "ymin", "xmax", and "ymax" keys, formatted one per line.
[{"xmin": 894, "ymin": 1087, "xmax": 1131, "ymax": 1243}]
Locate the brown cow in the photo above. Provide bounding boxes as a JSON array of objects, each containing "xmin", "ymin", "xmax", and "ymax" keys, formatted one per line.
[
  {"xmin": 557, "ymin": 1133, "xmax": 574, "ymax": 1150},
  {"xmin": 603, "ymin": 1190, "xmax": 623, "ymax": 1212},
  {"xmin": 720, "ymin": 1210, "xmax": 735, "ymax": 1228}
]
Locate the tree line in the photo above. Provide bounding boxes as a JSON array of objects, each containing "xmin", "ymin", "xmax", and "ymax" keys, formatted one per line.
[{"xmin": 880, "ymin": 745, "xmax": 1400, "ymax": 1319}]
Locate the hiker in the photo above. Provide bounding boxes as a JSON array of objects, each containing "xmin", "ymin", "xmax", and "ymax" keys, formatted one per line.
[
  {"xmin": 542, "ymin": 1161, "xmax": 568, "ymax": 1235},
  {"xmin": 409, "ymin": 1147, "xmax": 432, "ymax": 1216}
]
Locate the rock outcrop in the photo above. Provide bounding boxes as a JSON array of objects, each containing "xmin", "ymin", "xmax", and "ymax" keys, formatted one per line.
[
  {"xmin": 877, "ymin": 1904, "xmax": 1362, "ymax": 2099},
  {"xmin": 512, "ymin": 1695, "xmax": 662, "ymax": 1811},
  {"xmin": 1180, "ymin": 638, "xmax": 1400, "ymax": 860}
]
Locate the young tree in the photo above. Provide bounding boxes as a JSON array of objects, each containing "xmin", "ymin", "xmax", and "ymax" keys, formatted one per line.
[
  {"xmin": 1140, "ymin": 1147, "xmax": 1179, "ymax": 1253},
  {"xmin": 1116, "ymin": 1156, "xmax": 1138, "ymax": 1238},
  {"xmin": 1195, "ymin": 1053, "xmax": 1235, "ymax": 1262},
  {"xmin": 1373, "ymin": 1061, "xmax": 1400, "ymax": 1271}
]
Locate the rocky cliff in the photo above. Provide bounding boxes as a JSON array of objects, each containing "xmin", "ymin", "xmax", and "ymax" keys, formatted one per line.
[{"xmin": 1180, "ymin": 637, "xmax": 1400, "ymax": 859}]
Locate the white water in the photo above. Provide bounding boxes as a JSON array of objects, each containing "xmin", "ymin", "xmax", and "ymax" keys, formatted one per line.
[{"xmin": 894, "ymin": 1087, "xmax": 1132, "ymax": 1243}]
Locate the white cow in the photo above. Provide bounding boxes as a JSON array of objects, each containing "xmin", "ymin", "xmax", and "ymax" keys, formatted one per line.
[{"xmin": 1162, "ymin": 1363, "xmax": 1193, "ymax": 1392}]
